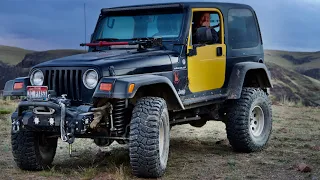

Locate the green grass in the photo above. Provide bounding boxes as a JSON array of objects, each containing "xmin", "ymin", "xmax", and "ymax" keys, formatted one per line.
[
  {"xmin": 0, "ymin": 45, "xmax": 34, "ymax": 65},
  {"xmin": 0, "ymin": 109, "xmax": 11, "ymax": 115}
]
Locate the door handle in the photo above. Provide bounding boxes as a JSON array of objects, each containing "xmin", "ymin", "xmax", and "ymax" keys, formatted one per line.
[{"xmin": 217, "ymin": 47, "xmax": 222, "ymax": 56}]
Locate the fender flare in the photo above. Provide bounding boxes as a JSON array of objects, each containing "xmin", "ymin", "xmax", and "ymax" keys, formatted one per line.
[
  {"xmin": 227, "ymin": 62, "xmax": 273, "ymax": 99},
  {"xmin": 3, "ymin": 77, "xmax": 30, "ymax": 97},
  {"xmin": 93, "ymin": 74, "xmax": 185, "ymax": 109}
]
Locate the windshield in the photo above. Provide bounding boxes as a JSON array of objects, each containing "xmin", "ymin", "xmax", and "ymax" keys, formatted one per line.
[{"xmin": 94, "ymin": 12, "xmax": 184, "ymax": 41}]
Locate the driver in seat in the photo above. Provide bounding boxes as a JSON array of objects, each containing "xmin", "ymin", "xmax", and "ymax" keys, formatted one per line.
[{"xmin": 193, "ymin": 12, "xmax": 219, "ymax": 45}]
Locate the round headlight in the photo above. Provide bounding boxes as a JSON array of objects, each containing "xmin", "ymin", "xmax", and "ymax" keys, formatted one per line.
[
  {"xmin": 30, "ymin": 69, "xmax": 44, "ymax": 86},
  {"xmin": 83, "ymin": 69, "xmax": 98, "ymax": 89}
]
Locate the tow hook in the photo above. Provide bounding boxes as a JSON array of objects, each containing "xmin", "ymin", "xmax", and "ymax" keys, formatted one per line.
[
  {"xmin": 59, "ymin": 101, "xmax": 68, "ymax": 142},
  {"xmin": 12, "ymin": 120, "xmax": 20, "ymax": 133},
  {"xmin": 58, "ymin": 95, "xmax": 75, "ymax": 144}
]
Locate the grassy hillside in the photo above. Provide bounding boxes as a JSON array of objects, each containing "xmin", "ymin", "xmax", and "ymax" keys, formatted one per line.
[
  {"xmin": 264, "ymin": 49, "xmax": 320, "ymax": 106},
  {"xmin": 266, "ymin": 61, "xmax": 320, "ymax": 106},
  {"xmin": 265, "ymin": 50, "xmax": 320, "ymax": 80},
  {"xmin": 17, "ymin": 49, "xmax": 86, "ymax": 69},
  {"xmin": 0, "ymin": 45, "xmax": 85, "ymax": 66},
  {"xmin": 0, "ymin": 45, "xmax": 34, "ymax": 65}
]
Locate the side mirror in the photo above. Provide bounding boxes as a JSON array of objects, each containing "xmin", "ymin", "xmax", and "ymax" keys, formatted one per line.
[{"xmin": 195, "ymin": 27, "xmax": 218, "ymax": 45}]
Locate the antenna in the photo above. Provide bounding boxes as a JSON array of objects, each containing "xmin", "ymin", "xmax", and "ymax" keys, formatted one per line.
[{"xmin": 84, "ymin": 3, "xmax": 87, "ymax": 51}]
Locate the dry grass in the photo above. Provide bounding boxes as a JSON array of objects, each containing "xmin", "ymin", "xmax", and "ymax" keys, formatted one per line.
[
  {"xmin": 0, "ymin": 99, "xmax": 17, "ymax": 111},
  {"xmin": 0, "ymin": 101, "xmax": 319, "ymax": 180},
  {"xmin": 280, "ymin": 95, "xmax": 304, "ymax": 107}
]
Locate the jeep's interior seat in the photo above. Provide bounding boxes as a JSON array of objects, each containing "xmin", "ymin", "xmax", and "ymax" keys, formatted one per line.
[
  {"xmin": 228, "ymin": 28, "xmax": 247, "ymax": 48},
  {"xmin": 153, "ymin": 15, "xmax": 176, "ymax": 37}
]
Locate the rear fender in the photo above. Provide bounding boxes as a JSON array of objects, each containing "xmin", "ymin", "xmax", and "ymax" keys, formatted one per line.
[{"xmin": 227, "ymin": 62, "xmax": 272, "ymax": 99}]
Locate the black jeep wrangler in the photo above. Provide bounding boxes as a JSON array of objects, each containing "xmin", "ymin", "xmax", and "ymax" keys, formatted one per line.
[{"xmin": 3, "ymin": 2, "xmax": 273, "ymax": 178}]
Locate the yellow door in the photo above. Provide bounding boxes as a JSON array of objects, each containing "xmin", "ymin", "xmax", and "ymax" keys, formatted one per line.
[{"xmin": 187, "ymin": 8, "xmax": 226, "ymax": 93}]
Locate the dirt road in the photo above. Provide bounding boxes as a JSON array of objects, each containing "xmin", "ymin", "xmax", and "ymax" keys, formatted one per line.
[{"xmin": 0, "ymin": 104, "xmax": 319, "ymax": 180}]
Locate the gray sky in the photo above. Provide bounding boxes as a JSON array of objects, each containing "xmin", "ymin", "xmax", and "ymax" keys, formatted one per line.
[{"xmin": 0, "ymin": 0, "xmax": 320, "ymax": 52}]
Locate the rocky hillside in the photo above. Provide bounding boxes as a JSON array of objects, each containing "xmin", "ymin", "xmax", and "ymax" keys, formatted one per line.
[
  {"xmin": 0, "ymin": 47, "xmax": 85, "ymax": 89},
  {"xmin": 264, "ymin": 50, "xmax": 320, "ymax": 106},
  {"xmin": 266, "ymin": 61, "xmax": 320, "ymax": 106},
  {"xmin": 265, "ymin": 50, "xmax": 320, "ymax": 80}
]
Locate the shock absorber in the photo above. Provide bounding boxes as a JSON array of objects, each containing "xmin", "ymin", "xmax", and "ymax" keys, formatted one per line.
[{"xmin": 112, "ymin": 99, "xmax": 127, "ymax": 136}]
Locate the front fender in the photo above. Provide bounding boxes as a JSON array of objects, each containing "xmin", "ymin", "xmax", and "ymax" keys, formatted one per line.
[
  {"xmin": 227, "ymin": 62, "xmax": 273, "ymax": 99},
  {"xmin": 93, "ymin": 74, "xmax": 185, "ymax": 109},
  {"xmin": 3, "ymin": 77, "xmax": 30, "ymax": 97}
]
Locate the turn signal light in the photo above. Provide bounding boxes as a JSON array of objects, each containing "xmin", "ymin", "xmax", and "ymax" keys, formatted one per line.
[
  {"xmin": 13, "ymin": 82, "xmax": 23, "ymax": 90},
  {"xmin": 128, "ymin": 83, "xmax": 135, "ymax": 93},
  {"xmin": 100, "ymin": 83, "xmax": 112, "ymax": 91}
]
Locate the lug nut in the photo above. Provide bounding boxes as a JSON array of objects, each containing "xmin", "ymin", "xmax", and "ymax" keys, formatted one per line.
[
  {"xmin": 49, "ymin": 118, "xmax": 55, "ymax": 126},
  {"xmin": 34, "ymin": 117, "xmax": 40, "ymax": 125}
]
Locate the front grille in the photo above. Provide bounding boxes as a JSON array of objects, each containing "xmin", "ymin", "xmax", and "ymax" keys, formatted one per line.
[{"xmin": 44, "ymin": 69, "xmax": 83, "ymax": 101}]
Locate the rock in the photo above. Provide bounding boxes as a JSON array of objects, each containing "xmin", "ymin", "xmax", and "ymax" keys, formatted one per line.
[
  {"xmin": 216, "ymin": 139, "xmax": 229, "ymax": 146},
  {"xmin": 312, "ymin": 146, "xmax": 320, "ymax": 151},
  {"xmin": 297, "ymin": 163, "xmax": 312, "ymax": 172}
]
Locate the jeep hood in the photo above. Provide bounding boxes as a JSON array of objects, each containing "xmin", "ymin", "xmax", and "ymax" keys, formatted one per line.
[{"xmin": 33, "ymin": 49, "xmax": 175, "ymax": 75}]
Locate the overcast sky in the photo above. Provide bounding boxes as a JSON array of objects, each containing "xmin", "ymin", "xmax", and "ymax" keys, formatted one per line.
[{"xmin": 0, "ymin": 0, "xmax": 320, "ymax": 52}]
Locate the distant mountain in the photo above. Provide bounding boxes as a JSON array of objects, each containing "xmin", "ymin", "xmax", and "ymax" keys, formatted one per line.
[{"xmin": 0, "ymin": 46, "xmax": 319, "ymax": 106}]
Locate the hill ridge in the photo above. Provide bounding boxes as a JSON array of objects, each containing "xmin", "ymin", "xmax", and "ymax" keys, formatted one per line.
[{"xmin": 0, "ymin": 46, "xmax": 319, "ymax": 106}]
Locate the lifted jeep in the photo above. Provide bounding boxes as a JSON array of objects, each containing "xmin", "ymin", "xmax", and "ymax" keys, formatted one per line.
[{"xmin": 3, "ymin": 2, "xmax": 272, "ymax": 178}]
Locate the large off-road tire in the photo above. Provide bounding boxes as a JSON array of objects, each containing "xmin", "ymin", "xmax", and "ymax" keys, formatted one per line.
[
  {"xmin": 129, "ymin": 97, "xmax": 170, "ymax": 178},
  {"xmin": 226, "ymin": 88, "xmax": 272, "ymax": 152},
  {"xmin": 11, "ymin": 131, "xmax": 58, "ymax": 170}
]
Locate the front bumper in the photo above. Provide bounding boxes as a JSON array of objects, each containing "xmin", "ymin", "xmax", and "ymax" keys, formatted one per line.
[{"xmin": 12, "ymin": 98, "xmax": 96, "ymax": 144}]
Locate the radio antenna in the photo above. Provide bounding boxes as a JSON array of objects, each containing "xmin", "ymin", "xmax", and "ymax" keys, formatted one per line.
[{"xmin": 84, "ymin": 3, "xmax": 87, "ymax": 51}]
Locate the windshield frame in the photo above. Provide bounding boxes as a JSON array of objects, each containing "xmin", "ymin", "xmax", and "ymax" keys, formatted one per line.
[{"xmin": 91, "ymin": 8, "xmax": 186, "ymax": 44}]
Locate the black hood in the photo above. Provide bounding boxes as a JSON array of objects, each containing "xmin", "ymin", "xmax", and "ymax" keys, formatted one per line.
[{"xmin": 33, "ymin": 49, "xmax": 176, "ymax": 76}]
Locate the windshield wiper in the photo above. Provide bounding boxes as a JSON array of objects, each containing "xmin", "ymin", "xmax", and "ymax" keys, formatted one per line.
[{"xmin": 80, "ymin": 37, "xmax": 165, "ymax": 51}]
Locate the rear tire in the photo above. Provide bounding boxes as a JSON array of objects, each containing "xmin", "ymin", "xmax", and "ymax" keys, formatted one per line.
[
  {"xmin": 226, "ymin": 88, "xmax": 272, "ymax": 152},
  {"xmin": 129, "ymin": 97, "xmax": 170, "ymax": 178},
  {"xmin": 11, "ymin": 131, "xmax": 58, "ymax": 170}
]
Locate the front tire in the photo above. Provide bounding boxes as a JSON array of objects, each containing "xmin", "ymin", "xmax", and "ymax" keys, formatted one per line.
[
  {"xmin": 226, "ymin": 88, "xmax": 272, "ymax": 152},
  {"xmin": 129, "ymin": 97, "xmax": 170, "ymax": 178},
  {"xmin": 11, "ymin": 131, "xmax": 58, "ymax": 170}
]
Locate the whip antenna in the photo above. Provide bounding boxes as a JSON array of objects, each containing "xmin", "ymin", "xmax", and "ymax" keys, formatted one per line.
[{"xmin": 84, "ymin": 3, "xmax": 87, "ymax": 51}]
